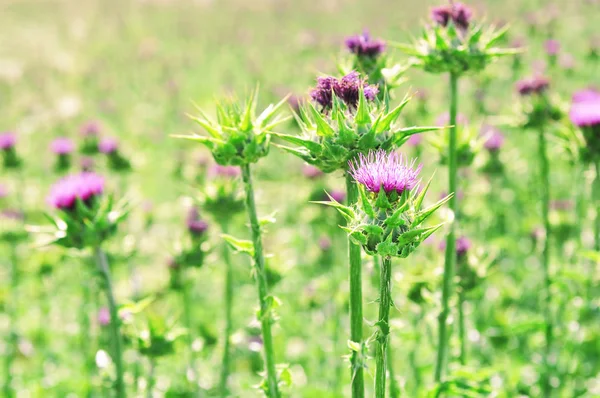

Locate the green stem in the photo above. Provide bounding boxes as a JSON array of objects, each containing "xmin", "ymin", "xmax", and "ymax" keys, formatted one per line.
[
  {"xmin": 388, "ymin": 340, "xmax": 400, "ymax": 398},
  {"xmin": 3, "ymin": 244, "xmax": 18, "ymax": 398},
  {"xmin": 375, "ymin": 256, "xmax": 392, "ymax": 398},
  {"xmin": 240, "ymin": 164, "xmax": 280, "ymax": 398},
  {"xmin": 181, "ymin": 271, "xmax": 197, "ymax": 390},
  {"xmin": 95, "ymin": 247, "xmax": 126, "ymax": 398},
  {"xmin": 458, "ymin": 284, "xmax": 467, "ymax": 365},
  {"xmin": 345, "ymin": 172, "xmax": 364, "ymax": 398},
  {"xmin": 219, "ymin": 221, "xmax": 234, "ymax": 396},
  {"xmin": 80, "ymin": 272, "xmax": 93, "ymax": 396},
  {"xmin": 435, "ymin": 71, "xmax": 459, "ymax": 383},
  {"xmin": 538, "ymin": 127, "xmax": 553, "ymax": 397}
]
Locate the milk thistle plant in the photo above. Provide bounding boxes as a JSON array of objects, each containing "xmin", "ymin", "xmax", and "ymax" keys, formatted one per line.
[
  {"xmin": 34, "ymin": 172, "xmax": 130, "ymax": 397},
  {"xmin": 396, "ymin": 1, "xmax": 516, "ymax": 381},
  {"xmin": 176, "ymin": 88, "xmax": 288, "ymax": 397},
  {"xmin": 274, "ymin": 71, "xmax": 439, "ymax": 397},
  {"xmin": 319, "ymin": 149, "xmax": 451, "ymax": 398}
]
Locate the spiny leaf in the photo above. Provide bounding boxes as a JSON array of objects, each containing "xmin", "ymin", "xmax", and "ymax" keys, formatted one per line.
[
  {"xmin": 412, "ymin": 193, "xmax": 454, "ymax": 226},
  {"xmin": 221, "ymin": 234, "xmax": 255, "ymax": 257},
  {"xmin": 308, "ymin": 102, "xmax": 335, "ymax": 137},
  {"xmin": 272, "ymin": 133, "xmax": 321, "ymax": 153},
  {"xmin": 373, "ymin": 93, "xmax": 412, "ymax": 134}
]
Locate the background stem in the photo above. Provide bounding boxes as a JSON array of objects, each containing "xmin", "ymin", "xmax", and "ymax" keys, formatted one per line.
[
  {"xmin": 435, "ymin": 71, "xmax": 459, "ymax": 382},
  {"xmin": 3, "ymin": 244, "xmax": 19, "ymax": 398},
  {"xmin": 219, "ymin": 221, "xmax": 234, "ymax": 396},
  {"xmin": 241, "ymin": 164, "xmax": 280, "ymax": 398},
  {"xmin": 181, "ymin": 270, "xmax": 197, "ymax": 391},
  {"xmin": 345, "ymin": 172, "xmax": 364, "ymax": 398},
  {"xmin": 375, "ymin": 256, "xmax": 392, "ymax": 398},
  {"xmin": 538, "ymin": 127, "xmax": 553, "ymax": 397},
  {"xmin": 95, "ymin": 247, "xmax": 126, "ymax": 398}
]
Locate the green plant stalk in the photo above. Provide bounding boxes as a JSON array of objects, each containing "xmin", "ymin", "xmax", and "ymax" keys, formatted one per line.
[
  {"xmin": 538, "ymin": 127, "xmax": 553, "ymax": 397},
  {"xmin": 345, "ymin": 172, "xmax": 364, "ymax": 398},
  {"xmin": 387, "ymin": 341, "xmax": 400, "ymax": 398},
  {"xmin": 593, "ymin": 160, "xmax": 600, "ymax": 280},
  {"xmin": 79, "ymin": 272, "xmax": 94, "ymax": 397},
  {"xmin": 435, "ymin": 71, "xmax": 459, "ymax": 383},
  {"xmin": 3, "ymin": 243, "xmax": 18, "ymax": 398},
  {"xmin": 241, "ymin": 164, "xmax": 280, "ymax": 398},
  {"xmin": 95, "ymin": 247, "xmax": 126, "ymax": 398},
  {"xmin": 146, "ymin": 359, "xmax": 156, "ymax": 398},
  {"xmin": 457, "ymin": 285, "xmax": 467, "ymax": 365},
  {"xmin": 219, "ymin": 221, "xmax": 234, "ymax": 396},
  {"xmin": 181, "ymin": 271, "xmax": 197, "ymax": 390},
  {"xmin": 375, "ymin": 256, "xmax": 392, "ymax": 398}
]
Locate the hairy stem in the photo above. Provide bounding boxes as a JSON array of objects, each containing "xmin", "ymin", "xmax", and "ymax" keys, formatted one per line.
[
  {"xmin": 95, "ymin": 247, "xmax": 126, "ymax": 398},
  {"xmin": 435, "ymin": 71, "xmax": 459, "ymax": 382},
  {"xmin": 345, "ymin": 172, "xmax": 364, "ymax": 398},
  {"xmin": 241, "ymin": 164, "xmax": 280, "ymax": 398},
  {"xmin": 375, "ymin": 256, "xmax": 392, "ymax": 398}
]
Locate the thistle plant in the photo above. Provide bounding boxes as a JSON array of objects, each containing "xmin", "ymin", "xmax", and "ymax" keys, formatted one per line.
[
  {"xmin": 1, "ymin": 132, "xmax": 21, "ymax": 169},
  {"xmin": 50, "ymin": 137, "xmax": 75, "ymax": 172},
  {"xmin": 99, "ymin": 138, "xmax": 131, "ymax": 171},
  {"xmin": 32, "ymin": 172, "xmax": 130, "ymax": 397},
  {"xmin": 274, "ymin": 71, "xmax": 439, "ymax": 397},
  {"xmin": 319, "ymin": 149, "xmax": 451, "ymax": 397},
  {"xmin": 176, "ymin": 88, "xmax": 288, "ymax": 397},
  {"xmin": 80, "ymin": 120, "xmax": 101, "ymax": 154},
  {"xmin": 396, "ymin": 1, "xmax": 516, "ymax": 381}
]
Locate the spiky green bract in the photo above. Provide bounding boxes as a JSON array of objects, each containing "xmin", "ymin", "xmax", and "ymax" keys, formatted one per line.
[
  {"xmin": 517, "ymin": 93, "xmax": 563, "ymax": 130},
  {"xmin": 275, "ymin": 91, "xmax": 442, "ymax": 173},
  {"xmin": 338, "ymin": 56, "xmax": 408, "ymax": 93},
  {"xmin": 429, "ymin": 123, "xmax": 483, "ymax": 168},
  {"xmin": 36, "ymin": 196, "xmax": 130, "ymax": 249},
  {"xmin": 319, "ymin": 178, "xmax": 452, "ymax": 258},
  {"xmin": 200, "ymin": 180, "xmax": 245, "ymax": 223},
  {"xmin": 134, "ymin": 312, "xmax": 187, "ymax": 359},
  {"xmin": 395, "ymin": 21, "xmax": 518, "ymax": 76},
  {"xmin": 176, "ymin": 88, "xmax": 289, "ymax": 166}
]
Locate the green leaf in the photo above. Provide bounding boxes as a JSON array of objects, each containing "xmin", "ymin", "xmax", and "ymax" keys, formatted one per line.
[
  {"xmin": 413, "ymin": 172, "xmax": 435, "ymax": 211},
  {"xmin": 354, "ymin": 88, "xmax": 371, "ymax": 126},
  {"xmin": 347, "ymin": 340, "xmax": 361, "ymax": 352},
  {"xmin": 392, "ymin": 126, "xmax": 444, "ymax": 144},
  {"xmin": 241, "ymin": 88, "xmax": 258, "ymax": 132},
  {"xmin": 397, "ymin": 224, "xmax": 443, "ymax": 245},
  {"xmin": 308, "ymin": 102, "xmax": 335, "ymax": 137},
  {"xmin": 358, "ymin": 185, "xmax": 375, "ymax": 218},
  {"xmin": 257, "ymin": 94, "xmax": 290, "ymax": 128},
  {"xmin": 259, "ymin": 212, "xmax": 277, "ymax": 226},
  {"xmin": 373, "ymin": 93, "xmax": 411, "ymax": 134},
  {"xmin": 376, "ymin": 235, "xmax": 397, "ymax": 257},
  {"xmin": 311, "ymin": 196, "xmax": 355, "ymax": 220},
  {"xmin": 375, "ymin": 189, "xmax": 391, "ymax": 209},
  {"xmin": 272, "ymin": 144, "xmax": 314, "ymax": 163},
  {"xmin": 221, "ymin": 234, "xmax": 255, "ymax": 256},
  {"xmin": 171, "ymin": 134, "xmax": 218, "ymax": 149},
  {"xmin": 384, "ymin": 202, "xmax": 410, "ymax": 227},
  {"xmin": 412, "ymin": 194, "xmax": 453, "ymax": 226},
  {"xmin": 272, "ymin": 133, "xmax": 321, "ymax": 153},
  {"xmin": 484, "ymin": 24, "xmax": 510, "ymax": 49}
]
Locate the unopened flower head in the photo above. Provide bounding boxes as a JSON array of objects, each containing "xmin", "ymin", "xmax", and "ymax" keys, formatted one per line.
[
  {"xmin": 51, "ymin": 137, "xmax": 74, "ymax": 155},
  {"xmin": 456, "ymin": 236, "xmax": 472, "ymax": 256},
  {"xmin": 431, "ymin": 2, "xmax": 473, "ymax": 31},
  {"xmin": 349, "ymin": 150, "xmax": 422, "ymax": 195},
  {"xmin": 482, "ymin": 126, "xmax": 505, "ymax": 152},
  {"xmin": 0, "ymin": 132, "xmax": 16, "ymax": 150},
  {"xmin": 186, "ymin": 208, "xmax": 209, "ymax": 237},
  {"xmin": 47, "ymin": 172, "xmax": 105, "ymax": 211},
  {"xmin": 80, "ymin": 120, "xmax": 101, "ymax": 136},
  {"xmin": 345, "ymin": 31, "xmax": 386, "ymax": 58},
  {"xmin": 516, "ymin": 76, "xmax": 550, "ymax": 96},
  {"xmin": 310, "ymin": 71, "xmax": 378, "ymax": 110},
  {"xmin": 99, "ymin": 138, "xmax": 119, "ymax": 154}
]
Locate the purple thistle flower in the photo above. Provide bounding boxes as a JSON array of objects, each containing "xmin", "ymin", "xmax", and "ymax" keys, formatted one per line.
[
  {"xmin": 80, "ymin": 157, "xmax": 94, "ymax": 172},
  {"xmin": 516, "ymin": 76, "xmax": 550, "ymax": 96},
  {"xmin": 47, "ymin": 172, "xmax": 105, "ymax": 210},
  {"xmin": 431, "ymin": 2, "xmax": 473, "ymax": 31},
  {"xmin": 310, "ymin": 72, "xmax": 378, "ymax": 110},
  {"xmin": 349, "ymin": 149, "xmax": 422, "ymax": 195},
  {"xmin": 572, "ymin": 89, "xmax": 600, "ymax": 104},
  {"xmin": 569, "ymin": 99, "xmax": 600, "ymax": 128},
  {"xmin": 436, "ymin": 112, "xmax": 469, "ymax": 126},
  {"xmin": 80, "ymin": 120, "xmax": 101, "ymax": 137},
  {"xmin": 0, "ymin": 132, "xmax": 16, "ymax": 150},
  {"xmin": 210, "ymin": 164, "xmax": 240, "ymax": 178},
  {"xmin": 310, "ymin": 76, "xmax": 337, "ymax": 109},
  {"xmin": 328, "ymin": 190, "xmax": 346, "ymax": 203},
  {"xmin": 51, "ymin": 137, "xmax": 74, "ymax": 155},
  {"xmin": 406, "ymin": 134, "xmax": 423, "ymax": 147},
  {"xmin": 545, "ymin": 39, "xmax": 560, "ymax": 56},
  {"xmin": 344, "ymin": 31, "xmax": 386, "ymax": 58},
  {"xmin": 481, "ymin": 126, "xmax": 505, "ymax": 152},
  {"xmin": 303, "ymin": 165, "xmax": 324, "ymax": 179},
  {"xmin": 187, "ymin": 208, "xmax": 209, "ymax": 236},
  {"xmin": 439, "ymin": 235, "xmax": 471, "ymax": 257},
  {"xmin": 98, "ymin": 138, "xmax": 119, "ymax": 154},
  {"xmin": 98, "ymin": 307, "xmax": 111, "ymax": 326}
]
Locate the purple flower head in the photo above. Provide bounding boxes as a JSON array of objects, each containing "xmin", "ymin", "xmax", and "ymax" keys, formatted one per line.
[
  {"xmin": 80, "ymin": 121, "xmax": 101, "ymax": 137},
  {"xmin": 2, "ymin": 209, "xmax": 24, "ymax": 221},
  {"xmin": 511, "ymin": 37, "xmax": 526, "ymax": 49},
  {"xmin": 98, "ymin": 307, "xmax": 111, "ymax": 326},
  {"xmin": 0, "ymin": 132, "xmax": 16, "ymax": 150},
  {"xmin": 318, "ymin": 236, "xmax": 332, "ymax": 251},
  {"xmin": 51, "ymin": 137, "xmax": 74, "ymax": 155},
  {"xmin": 98, "ymin": 138, "xmax": 119, "ymax": 154},
  {"xmin": 344, "ymin": 31, "xmax": 386, "ymax": 58},
  {"xmin": 438, "ymin": 235, "xmax": 471, "ymax": 256},
  {"xmin": 516, "ymin": 76, "xmax": 550, "ymax": 96},
  {"xmin": 481, "ymin": 126, "xmax": 505, "ymax": 152},
  {"xmin": 328, "ymin": 190, "xmax": 346, "ymax": 203},
  {"xmin": 572, "ymin": 89, "xmax": 600, "ymax": 104},
  {"xmin": 545, "ymin": 39, "xmax": 560, "ymax": 56},
  {"xmin": 431, "ymin": 2, "xmax": 473, "ymax": 31},
  {"xmin": 47, "ymin": 172, "xmax": 105, "ymax": 211},
  {"xmin": 406, "ymin": 134, "xmax": 423, "ymax": 147},
  {"xmin": 569, "ymin": 99, "xmax": 600, "ymax": 128},
  {"xmin": 310, "ymin": 72, "xmax": 378, "ymax": 110},
  {"xmin": 349, "ymin": 150, "xmax": 422, "ymax": 195},
  {"xmin": 210, "ymin": 164, "xmax": 240, "ymax": 178},
  {"xmin": 436, "ymin": 112, "xmax": 469, "ymax": 126},
  {"xmin": 187, "ymin": 208, "xmax": 209, "ymax": 236},
  {"xmin": 303, "ymin": 165, "xmax": 324, "ymax": 179}
]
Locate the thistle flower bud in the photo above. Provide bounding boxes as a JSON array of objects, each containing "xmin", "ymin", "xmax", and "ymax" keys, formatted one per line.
[
  {"xmin": 344, "ymin": 31, "xmax": 386, "ymax": 58},
  {"xmin": 482, "ymin": 126, "xmax": 505, "ymax": 152},
  {"xmin": 431, "ymin": 2, "xmax": 473, "ymax": 31},
  {"xmin": 310, "ymin": 72, "xmax": 378, "ymax": 111},
  {"xmin": 323, "ymin": 150, "xmax": 450, "ymax": 258},
  {"xmin": 569, "ymin": 90, "xmax": 600, "ymax": 162},
  {"xmin": 545, "ymin": 39, "xmax": 560, "ymax": 56},
  {"xmin": 200, "ymin": 165, "xmax": 245, "ymax": 222},
  {"xmin": 51, "ymin": 137, "xmax": 74, "ymax": 171},
  {"xmin": 303, "ymin": 165, "xmax": 324, "ymax": 180},
  {"xmin": 80, "ymin": 121, "xmax": 101, "ymax": 154},
  {"xmin": 98, "ymin": 138, "xmax": 118, "ymax": 154},
  {"xmin": 187, "ymin": 208, "xmax": 209, "ymax": 238},
  {"xmin": 516, "ymin": 76, "xmax": 550, "ymax": 96},
  {"xmin": 0, "ymin": 132, "xmax": 20, "ymax": 169}
]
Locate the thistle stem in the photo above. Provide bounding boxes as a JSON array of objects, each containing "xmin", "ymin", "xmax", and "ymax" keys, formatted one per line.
[
  {"xmin": 435, "ymin": 71, "xmax": 459, "ymax": 382},
  {"xmin": 240, "ymin": 164, "xmax": 280, "ymax": 398},
  {"xmin": 345, "ymin": 172, "xmax": 364, "ymax": 398},
  {"xmin": 3, "ymin": 244, "xmax": 18, "ymax": 398},
  {"xmin": 458, "ymin": 285, "xmax": 467, "ymax": 365},
  {"xmin": 387, "ymin": 331, "xmax": 400, "ymax": 398},
  {"xmin": 219, "ymin": 221, "xmax": 234, "ymax": 396},
  {"xmin": 181, "ymin": 271, "xmax": 197, "ymax": 390},
  {"xmin": 95, "ymin": 247, "xmax": 126, "ymax": 398},
  {"xmin": 537, "ymin": 127, "xmax": 553, "ymax": 397},
  {"xmin": 375, "ymin": 256, "xmax": 392, "ymax": 398}
]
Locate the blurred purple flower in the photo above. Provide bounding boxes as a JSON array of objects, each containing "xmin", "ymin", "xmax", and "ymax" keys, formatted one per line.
[
  {"xmin": 80, "ymin": 157, "xmax": 94, "ymax": 172},
  {"xmin": 516, "ymin": 76, "xmax": 550, "ymax": 96},
  {"xmin": 80, "ymin": 120, "xmax": 101, "ymax": 137},
  {"xmin": 0, "ymin": 184, "xmax": 7, "ymax": 198},
  {"xmin": 569, "ymin": 93, "xmax": 600, "ymax": 128},
  {"xmin": 481, "ymin": 126, "xmax": 505, "ymax": 152},
  {"xmin": 303, "ymin": 165, "xmax": 324, "ymax": 179},
  {"xmin": 550, "ymin": 199, "xmax": 573, "ymax": 211},
  {"xmin": 349, "ymin": 149, "xmax": 422, "ymax": 195},
  {"xmin": 187, "ymin": 208, "xmax": 209, "ymax": 236},
  {"xmin": 344, "ymin": 31, "xmax": 386, "ymax": 58},
  {"xmin": 439, "ymin": 235, "xmax": 471, "ymax": 257},
  {"xmin": 436, "ymin": 112, "xmax": 469, "ymax": 126},
  {"xmin": 406, "ymin": 134, "xmax": 423, "ymax": 147},
  {"xmin": 0, "ymin": 132, "xmax": 16, "ymax": 150},
  {"xmin": 572, "ymin": 89, "xmax": 600, "ymax": 104},
  {"xmin": 545, "ymin": 39, "xmax": 560, "ymax": 56},
  {"xmin": 98, "ymin": 138, "xmax": 119, "ymax": 154},
  {"xmin": 98, "ymin": 307, "xmax": 111, "ymax": 326},
  {"xmin": 210, "ymin": 164, "xmax": 240, "ymax": 178},
  {"xmin": 431, "ymin": 2, "xmax": 473, "ymax": 30},
  {"xmin": 328, "ymin": 190, "xmax": 346, "ymax": 203},
  {"xmin": 318, "ymin": 236, "xmax": 332, "ymax": 251},
  {"xmin": 51, "ymin": 137, "xmax": 74, "ymax": 155},
  {"xmin": 47, "ymin": 172, "xmax": 105, "ymax": 210}
]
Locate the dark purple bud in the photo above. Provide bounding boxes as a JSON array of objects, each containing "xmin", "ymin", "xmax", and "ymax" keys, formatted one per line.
[
  {"xmin": 456, "ymin": 236, "xmax": 472, "ymax": 257},
  {"xmin": 344, "ymin": 31, "xmax": 386, "ymax": 58},
  {"xmin": 310, "ymin": 72, "xmax": 378, "ymax": 110},
  {"xmin": 516, "ymin": 76, "xmax": 550, "ymax": 96},
  {"xmin": 431, "ymin": 2, "xmax": 473, "ymax": 30},
  {"xmin": 187, "ymin": 208, "xmax": 209, "ymax": 236}
]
